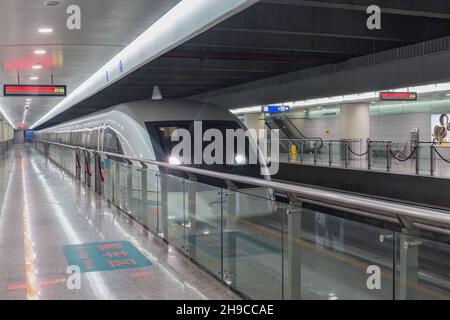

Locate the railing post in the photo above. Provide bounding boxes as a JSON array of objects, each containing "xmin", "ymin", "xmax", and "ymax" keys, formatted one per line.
[
  {"xmin": 95, "ymin": 153, "xmax": 103, "ymax": 195},
  {"xmin": 430, "ymin": 145, "xmax": 435, "ymax": 176},
  {"xmin": 223, "ymin": 183, "xmax": 237, "ymax": 286},
  {"xmin": 396, "ymin": 232, "xmax": 420, "ymax": 300},
  {"xmin": 126, "ymin": 163, "xmax": 132, "ymax": 213},
  {"xmin": 415, "ymin": 145, "xmax": 420, "ymax": 175},
  {"xmin": 286, "ymin": 198, "xmax": 302, "ymax": 300},
  {"xmin": 386, "ymin": 143, "xmax": 392, "ymax": 172},
  {"xmin": 344, "ymin": 140, "xmax": 349, "ymax": 168},
  {"xmin": 85, "ymin": 151, "xmax": 91, "ymax": 187},
  {"xmin": 140, "ymin": 163, "xmax": 148, "ymax": 225},
  {"xmin": 75, "ymin": 149, "xmax": 81, "ymax": 180},
  {"xmin": 313, "ymin": 141, "xmax": 318, "ymax": 165},
  {"xmin": 186, "ymin": 174, "xmax": 197, "ymax": 260},
  {"xmin": 159, "ymin": 171, "xmax": 168, "ymax": 240},
  {"xmin": 300, "ymin": 141, "xmax": 304, "ymax": 164},
  {"xmin": 367, "ymin": 140, "xmax": 372, "ymax": 170},
  {"xmin": 114, "ymin": 160, "xmax": 121, "ymax": 206},
  {"xmin": 328, "ymin": 141, "xmax": 332, "ymax": 166}
]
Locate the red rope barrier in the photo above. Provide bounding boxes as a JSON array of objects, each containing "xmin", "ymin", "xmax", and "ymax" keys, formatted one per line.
[
  {"xmin": 389, "ymin": 147, "xmax": 417, "ymax": 162},
  {"xmin": 434, "ymin": 148, "xmax": 450, "ymax": 164},
  {"xmin": 347, "ymin": 147, "xmax": 369, "ymax": 157}
]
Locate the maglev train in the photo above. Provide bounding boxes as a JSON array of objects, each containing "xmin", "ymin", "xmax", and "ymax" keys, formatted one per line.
[{"xmin": 35, "ymin": 99, "xmax": 275, "ymax": 221}]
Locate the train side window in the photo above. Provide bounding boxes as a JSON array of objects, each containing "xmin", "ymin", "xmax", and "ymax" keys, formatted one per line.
[
  {"xmin": 90, "ymin": 129, "xmax": 99, "ymax": 149},
  {"xmin": 103, "ymin": 128, "xmax": 123, "ymax": 154}
]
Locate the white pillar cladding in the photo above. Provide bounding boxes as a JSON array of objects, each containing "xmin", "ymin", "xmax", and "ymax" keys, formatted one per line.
[
  {"xmin": 244, "ymin": 113, "xmax": 264, "ymax": 132},
  {"xmin": 0, "ymin": 121, "xmax": 5, "ymax": 142},
  {"xmin": 9, "ymin": 124, "xmax": 14, "ymax": 140},
  {"xmin": 340, "ymin": 103, "xmax": 370, "ymax": 158},
  {"xmin": 340, "ymin": 103, "xmax": 370, "ymax": 139},
  {"xmin": 14, "ymin": 130, "xmax": 24, "ymax": 144},
  {"xmin": 31, "ymin": 0, "xmax": 258, "ymax": 129}
]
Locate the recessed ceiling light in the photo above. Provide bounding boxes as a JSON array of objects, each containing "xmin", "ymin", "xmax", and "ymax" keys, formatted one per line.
[
  {"xmin": 26, "ymin": 98, "xmax": 31, "ymax": 102},
  {"xmin": 30, "ymin": 77, "xmax": 39, "ymax": 80},
  {"xmin": 34, "ymin": 50, "xmax": 46, "ymax": 55},
  {"xmin": 32, "ymin": 64, "xmax": 42, "ymax": 70},
  {"xmin": 38, "ymin": 28, "xmax": 53, "ymax": 33},
  {"xmin": 45, "ymin": 1, "xmax": 61, "ymax": 6}
]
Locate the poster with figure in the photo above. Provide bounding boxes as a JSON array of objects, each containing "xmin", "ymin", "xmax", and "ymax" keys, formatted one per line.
[{"xmin": 431, "ymin": 113, "xmax": 450, "ymax": 145}]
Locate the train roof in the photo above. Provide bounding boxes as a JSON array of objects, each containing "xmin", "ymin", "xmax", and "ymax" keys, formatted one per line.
[{"xmin": 37, "ymin": 99, "xmax": 238, "ymax": 132}]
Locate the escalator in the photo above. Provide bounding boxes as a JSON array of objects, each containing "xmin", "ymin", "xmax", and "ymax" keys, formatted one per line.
[{"xmin": 265, "ymin": 114, "xmax": 323, "ymax": 152}]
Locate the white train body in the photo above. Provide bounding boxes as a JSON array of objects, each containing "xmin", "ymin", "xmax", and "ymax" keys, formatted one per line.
[{"xmin": 36, "ymin": 100, "xmax": 274, "ymax": 221}]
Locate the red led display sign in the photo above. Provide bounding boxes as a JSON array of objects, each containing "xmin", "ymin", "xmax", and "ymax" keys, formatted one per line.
[
  {"xmin": 3, "ymin": 84, "xmax": 66, "ymax": 97},
  {"xmin": 380, "ymin": 92, "xmax": 417, "ymax": 101}
]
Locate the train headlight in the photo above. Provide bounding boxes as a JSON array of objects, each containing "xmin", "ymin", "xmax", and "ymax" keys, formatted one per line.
[
  {"xmin": 169, "ymin": 156, "xmax": 182, "ymax": 165},
  {"xmin": 235, "ymin": 154, "xmax": 245, "ymax": 165}
]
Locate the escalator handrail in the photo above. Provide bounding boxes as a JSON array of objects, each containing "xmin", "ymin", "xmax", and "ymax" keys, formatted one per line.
[
  {"xmin": 265, "ymin": 116, "xmax": 323, "ymax": 149},
  {"xmin": 282, "ymin": 115, "xmax": 323, "ymax": 149}
]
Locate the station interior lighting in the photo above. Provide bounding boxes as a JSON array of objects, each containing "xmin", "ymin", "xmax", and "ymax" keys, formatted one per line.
[{"xmin": 230, "ymin": 81, "xmax": 450, "ymax": 114}]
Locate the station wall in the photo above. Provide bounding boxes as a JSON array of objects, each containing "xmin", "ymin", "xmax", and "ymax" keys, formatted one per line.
[{"xmin": 287, "ymin": 109, "xmax": 444, "ymax": 143}]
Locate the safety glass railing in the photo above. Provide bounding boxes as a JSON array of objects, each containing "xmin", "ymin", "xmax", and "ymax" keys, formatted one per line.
[
  {"xmin": 34, "ymin": 140, "xmax": 450, "ymax": 300},
  {"xmin": 278, "ymin": 138, "xmax": 450, "ymax": 178}
]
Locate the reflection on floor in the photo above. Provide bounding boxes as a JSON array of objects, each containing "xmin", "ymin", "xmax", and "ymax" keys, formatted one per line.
[{"xmin": 0, "ymin": 144, "xmax": 239, "ymax": 300}]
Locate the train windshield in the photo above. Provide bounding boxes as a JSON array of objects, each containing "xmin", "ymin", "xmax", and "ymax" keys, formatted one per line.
[{"xmin": 145, "ymin": 120, "xmax": 263, "ymax": 177}]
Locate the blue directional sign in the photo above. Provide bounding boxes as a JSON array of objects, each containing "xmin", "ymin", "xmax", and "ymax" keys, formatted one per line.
[{"xmin": 262, "ymin": 105, "xmax": 290, "ymax": 113}]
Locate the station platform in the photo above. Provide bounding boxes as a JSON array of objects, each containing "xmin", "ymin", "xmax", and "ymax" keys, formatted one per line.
[
  {"xmin": 0, "ymin": 144, "xmax": 238, "ymax": 300},
  {"xmin": 279, "ymin": 154, "xmax": 450, "ymax": 179}
]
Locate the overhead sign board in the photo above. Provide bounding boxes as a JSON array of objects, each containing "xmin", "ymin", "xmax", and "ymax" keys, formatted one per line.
[
  {"xmin": 380, "ymin": 92, "xmax": 417, "ymax": 101},
  {"xmin": 262, "ymin": 105, "xmax": 290, "ymax": 113},
  {"xmin": 3, "ymin": 84, "xmax": 67, "ymax": 97}
]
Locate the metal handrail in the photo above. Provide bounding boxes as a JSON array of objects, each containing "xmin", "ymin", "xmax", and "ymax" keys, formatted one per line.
[{"xmin": 37, "ymin": 139, "xmax": 450, "ymax": 230}]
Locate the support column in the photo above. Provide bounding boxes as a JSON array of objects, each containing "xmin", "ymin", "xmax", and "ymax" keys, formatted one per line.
[
  {"xmin": 14, "ymin": 130, "xmax": 24, "ymax": 143},
  {"xmin": 0, "ymin": 121, "xmax": 5, "ymax": 154},
  {"xmin": 244, "ymin": 113, "xmax": 264, "ymax": 136},
  {"xmin": 340, "ymin": 103, "xmax": 370, "ymax": 158}
]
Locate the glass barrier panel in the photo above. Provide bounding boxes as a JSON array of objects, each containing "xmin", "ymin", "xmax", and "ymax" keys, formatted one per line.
[
  {"xmin": 119, "ymin": 162, "xmax": 131, "ymax": 212},
  {"xmin": 130, "ymin": 165, "xmax": 143, "ymax": 221},
  {"xmin": 87, "ymin": 153, "xmax": 95, "ymax": 189},
  {"xmin": 184, "ymin": 180, "xmax": 223, "ymax": 277},
  {"xmin": 142, "ymin": 168, "xmax": 159, "ymax": 234},
  {"xmin": 103, "ymin": 156, "xmax": 114, "ymax": 202},
  {"xmin": 113, "ymin": 160, "xmax": 121, "ymax": 207},
  {"xmin": 395, "ymin": 234, "xmax": 450, "ymax": 300},
  {"xmin": 161, "ymin": 172, "xmax": 186, "ymax": 251},
  {"xmin": 222, "ymin": 188, "xmax": 283, "ymax": 299},
  {"xmin": 284, "ymin": 206, "xmax": 395, "ymax": 300},
  {"xmin": 370, "ymin": 142, "xmax": 389, "ymax": 172},
  {"xmin": 433, "ymin": 146, "xmax": 450, "ymax": 178},
  {"xmin": 417, "ymin": 144, "xmax": 432, "ymax": 175}
]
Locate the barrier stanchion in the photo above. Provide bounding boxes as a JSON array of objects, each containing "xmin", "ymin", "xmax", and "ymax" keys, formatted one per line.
[
  {"xmin": 430, "ymin": 145, "xmax": 435, "ymax": 176},
  {"xmin": 387, "ymin": 144, "xmax": 392, "ymax": 172},
  {"xmin": 313, "ymin": 141, "xmax": 318, "ymax": 165},
  {"xmin": 328, "ymin": 141, "xmax": 332, "ymax": 166},
  {"xmin": 415, "ymin": 145, "xmax": 420, "ymax": 175}
]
